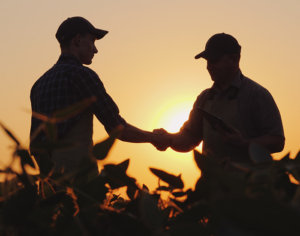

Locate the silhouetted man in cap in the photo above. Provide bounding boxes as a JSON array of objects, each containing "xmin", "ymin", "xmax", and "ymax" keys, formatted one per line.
[
  {"xmin": 154, "ymin": 33, "xmax": 285, "ymax": 163},
  {"xmin": 30, "ymin": 17, "xmax": 170, "ymax": 174}
]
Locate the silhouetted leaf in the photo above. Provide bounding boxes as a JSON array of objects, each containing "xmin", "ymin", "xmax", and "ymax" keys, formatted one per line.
[
  {"xmin": 193, "ymin": 150, "xmax": 213, "ymax": 177},
  {"xmin": 71, "ymin": 155, "xmax": 99, "ymax": 188},
  {"xmin": 76, "ymin": 175, "xmax": 108, "ymax": 206},
  {"xmin": 110, "ymin": 194, "xmax": 120, "ymax": 203},
  {"xmin": 53, "ymin": 96, "xmax": 97, "ymax": 121},
  {"xmin": 42, "ymin": 180, "xmax": 55, "ymax": 198},
  {"xmin": 172, "ymin": 188, "xmax": 192, "ymax": 198},
  {"xmin": 156, "ymin": 186, "xmax": 171, "ymax": 191},
  {"xmin": 150, "ymin": 168, "xmax": 184, "ymax": 189},
  {"xmin": 38, "ymin": 153, "xmax": 54, "ymax": 177},
  {"xmin": 249, "ymin": 143, "xmax": 273, "ymax": 164},
  {"xmin": 93, "ymin": 127, "xmax": 122, "ymax": 160},
  {"xmin": 140, "ymin": 192, "xmax": 164, "ymax": 231},
  {"xmin": 3, "ymin": 184, "xmax": 37, "ymax": 224},
  {"xmin": 171, "ymin": 200, "xmax": 209, "ymax": 223},
  {"xmin": 142, "ymin": 184, "xmax": 149, "ymax": 192},
  {"xmin": 0, "ymin": 122, "xmax": 20, "ymax": 146},
  {"xmin": 126, "ymin": 186, "xmax": 138, "ymax": 200},
  {"xmin": 280, "ymin": 152, "xmax": 290, "ymax": 162},
  {"xmin": 118, "ymin": 159, "xmax": 130, "ymax": 172},
  {"xmin": 103, "ymin": 164, "xmax": 138, "ymax": 190},
  {"xmin": 16, "ymin": 149, "xmax": 35, "ymax": 168},
  {"xmin": 294, "ymin": 151, "xmax": 300, "ymax": 161}
]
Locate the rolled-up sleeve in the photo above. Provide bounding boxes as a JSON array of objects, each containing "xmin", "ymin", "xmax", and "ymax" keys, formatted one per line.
[
  {"xmin": 180, "ymin": 89, "xmax": 212, "ymax": 145},
  {"xmin": 70, "ymin": 69, "xmax": 127, "ymax": 133}
]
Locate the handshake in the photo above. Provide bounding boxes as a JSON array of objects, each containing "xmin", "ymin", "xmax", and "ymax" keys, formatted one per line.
[{"xmin": 151, "ymin": 128, "xmax": 172, "ymax": 151}]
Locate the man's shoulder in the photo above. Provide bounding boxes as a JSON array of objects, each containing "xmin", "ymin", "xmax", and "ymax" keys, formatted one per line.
[
  {"xmin": 241, "ymin": 75, "xmax": 271, "ymax": 95},
  {"xmin": 197, "ymin": 88, "xmax": 211, "ymax": 98},
  {"xmin": 194, "ymin": 88, "xmax": 213, "ymax": 106}
]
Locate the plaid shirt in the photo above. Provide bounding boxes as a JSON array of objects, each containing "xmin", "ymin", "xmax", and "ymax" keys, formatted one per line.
[{"xmin": 30, "ymin": 53, "xmax": 126, "ymax": 143}]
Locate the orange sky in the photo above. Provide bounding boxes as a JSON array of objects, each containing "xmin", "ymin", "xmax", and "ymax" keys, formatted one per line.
[{"xmin": 1, "ymin": 0, "xmax": 300, "ymax": 193}]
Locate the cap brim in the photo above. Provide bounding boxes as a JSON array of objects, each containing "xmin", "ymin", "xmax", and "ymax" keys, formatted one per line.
[
  {"xmin": 195, "ymin": 50, "xmax": 223, "ymax": 60},
  {"xmin": 93, "ymin": 28, "xmax": 109, "ymax": 40}
]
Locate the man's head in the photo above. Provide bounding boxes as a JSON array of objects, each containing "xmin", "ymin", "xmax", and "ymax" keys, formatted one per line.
[
  {"xmin": 56, "ymin": 17, "xmax": 108, "ymax": 65},
  {"xmin": 195, "ymin": 33, "xmax": 241, "ymax": 84}
]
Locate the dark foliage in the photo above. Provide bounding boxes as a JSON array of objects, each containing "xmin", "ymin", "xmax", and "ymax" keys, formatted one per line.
[{"xmin": 1, "ymin": 104, "xmax": 300, "ymax": 235}]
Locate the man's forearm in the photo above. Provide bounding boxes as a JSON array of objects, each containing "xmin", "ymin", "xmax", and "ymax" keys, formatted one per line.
[
  {"xmin": 169, "ymin": 132, "xmax": 199, "ymax": 152},
  {"xmin": 118, "ymin": 124, "xmax": 171, "ymax": 147}
]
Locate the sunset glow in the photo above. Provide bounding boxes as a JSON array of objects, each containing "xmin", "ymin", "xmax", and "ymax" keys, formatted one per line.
[
  {"xmin": 0, "ymin": 0, "xmax": 299, "ymax": 193},
  {"xmin": 152, "ymin": 98, "xmax": 202, "ymax": 159}
]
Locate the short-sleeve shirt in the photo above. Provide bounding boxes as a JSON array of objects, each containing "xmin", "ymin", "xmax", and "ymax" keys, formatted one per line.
[
  {"xmin": 181, "ymin": 70, "xmax": 285, "ymax": 145},
  {"xmin": 30, "ymin": 53, "xmax": 127, "ymax": 143}
]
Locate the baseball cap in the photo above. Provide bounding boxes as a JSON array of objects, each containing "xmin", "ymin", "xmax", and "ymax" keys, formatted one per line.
[
  {"xmin": 195, "ymin": 33, "xmax": 241, "ymax": 60},
  {"xmin": 55, "ymin": 17, "xmax": 108, "ymax": 43}
]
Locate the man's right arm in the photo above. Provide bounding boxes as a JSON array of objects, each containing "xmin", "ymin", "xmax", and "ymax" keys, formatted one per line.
[
  {"xmin": 118, "ymin": 124, "xmax": 172, "ymax": 148},
  {"xmin": 153, "ymin": 128, "xmax": 200, "ymax": 152}
]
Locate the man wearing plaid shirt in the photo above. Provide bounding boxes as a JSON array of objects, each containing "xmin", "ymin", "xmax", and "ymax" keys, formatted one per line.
[{"xmin": 30, "ymin": 17, "xmax": 169, "ymax": 174}]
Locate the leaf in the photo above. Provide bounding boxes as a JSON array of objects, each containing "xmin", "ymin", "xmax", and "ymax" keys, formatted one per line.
[
  {"xmin": 193, "ymin": 150, "xmax": 213, "ymax": 177},
  {"xmin": 31, "ymin": 111, "xmax": 50, "ymax": 122},
  {"xmin": 103, "ymin": 164, "xmax": 138, "ymax": 190},
  {"xmin": 142, "ymin": 184, "xmax": 149, "ymax": 192},
  {"xmin": 37, "ymin": 153, "xmax": 54, "ymax": 177},
  {"xmin": 16, "ymin": 149, "xmax": 35, "ymax": 168},
  {"xmin": 70, "ymin": 155, "xmax": 99, "ymax": 188},
  {"xmin": 249, "ymin": 143, "xmax": 273, "ymax": 164},
  {"xmin": 117, "ymin": 159, "xmax": 130, "ymax": 172},
  {"xmin": 3, "ymin": 184, "xmax": 37, "ymax": 224},
  {"xmin": 93, "ymin": 127, "xmax": 122, "ymax": 160},
  {"xmin": 42, "ymin": 180, "xmax": 56, "ymax": 198},
  {"xmin": 110, "ymin": 194, "xmax": 120, "ymax": 203},
  {"xmin": 0, "ymin": 122, "xmax": 20, "ymax": 146},
  {"xmin": 280, "ymin": 152, "xmax": 290, "ymax": 162},
  {"xmin": 75, "ymin": 175, "xmax": 108, "ymax": 206},
  {"xmin": 150, "ymin": 168, "xmax": 184, "ymax": 189},
  {"xmin": 52, "ymin": 96, "xmax": 97, "ymax": 121},
  {"xmin": 172, "ymin": 190, "xmax": 190, "ymax": 198},
  {"xmin": 140, "ymin": 192, "xmax": 164, "ymax": 231},
  {"xmin": 126, "ymin": 186, "xmax": 138, "ymax": 200},
  {"xmin": 156, "ymin": 186, "xmax": 172, "ymax": 191}
]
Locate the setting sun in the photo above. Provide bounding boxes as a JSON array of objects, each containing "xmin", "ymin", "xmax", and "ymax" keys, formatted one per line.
[{"xmin": 152, "ymin": 98, "xmax": 202, "ymax": 158}]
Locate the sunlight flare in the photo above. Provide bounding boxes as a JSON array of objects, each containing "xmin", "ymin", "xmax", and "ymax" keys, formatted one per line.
[{"xmin": 152, "ymin": 98, "xmax": 202, "ymax": 158}]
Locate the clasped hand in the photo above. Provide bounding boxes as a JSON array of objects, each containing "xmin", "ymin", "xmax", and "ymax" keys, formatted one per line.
[{"xmin": 152, "ymin": 128, "xmax": 171, "ymax": 151}]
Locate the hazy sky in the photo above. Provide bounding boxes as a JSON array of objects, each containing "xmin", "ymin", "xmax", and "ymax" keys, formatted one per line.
[{"xmin": 1, "ymin": 0, "xmax": 300, "ymax": 192}]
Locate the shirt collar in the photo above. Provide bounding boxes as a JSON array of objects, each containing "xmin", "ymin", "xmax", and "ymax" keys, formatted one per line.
[
  {"xmin": 58, "ymin": 53, "xmax": 82, "ymax": 65},
  {"xmin": 212, "ymin": 70, "xmax": 242, "ymax": 93}
]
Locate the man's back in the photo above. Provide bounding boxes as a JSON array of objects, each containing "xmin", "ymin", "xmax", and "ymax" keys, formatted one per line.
[{"xmin": 30, "ymin": 53, "xmax": 126, "ymax": 144}]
